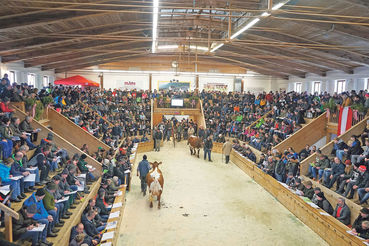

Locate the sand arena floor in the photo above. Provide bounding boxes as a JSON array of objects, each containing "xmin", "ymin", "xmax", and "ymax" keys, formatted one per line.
[{"xmin": 117, "ymin": 141, "xmax": 328, "ymax": 246}]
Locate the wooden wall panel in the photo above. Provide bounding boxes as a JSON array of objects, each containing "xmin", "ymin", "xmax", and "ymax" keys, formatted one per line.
[
  {"xmin": 273, "ymin": 113, "xmax": 328, "ymax": 153},
  {"xmin": 48, "ymin": 108, "xmax": 110, "ymax": 154}
]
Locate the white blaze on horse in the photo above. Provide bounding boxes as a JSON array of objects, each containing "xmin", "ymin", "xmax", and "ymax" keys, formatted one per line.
[
  {"xmin": 187, "ymin": 135, "xmax": 203, "ymax": 158},
  {"xmin": 146, "ymin": 161, "xmax": 164, "ymax": 209}
]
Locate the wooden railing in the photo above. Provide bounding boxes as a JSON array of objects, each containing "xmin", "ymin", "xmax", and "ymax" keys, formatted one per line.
[
  {"xmin": 246, "ymin": 109, "xmax": 273, "ymax": 131},
  {"xmin": 273, "ymin": 113, "xmax": 328, "ymax": 153}
]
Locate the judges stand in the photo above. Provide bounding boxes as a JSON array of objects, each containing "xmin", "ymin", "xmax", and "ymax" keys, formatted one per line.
[{"xmin": 0, "ymin": 202, "xmax": 19, "ymax": 242}]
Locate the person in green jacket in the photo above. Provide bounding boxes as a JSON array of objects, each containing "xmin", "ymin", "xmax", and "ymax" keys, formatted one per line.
[
  {"xmin": 43, "ymin": 183, "xmax": 68, "ymax": 230},
  {"xmin": 301, "ymin": 181, "xmax": 315, "ymax": 200},
  {"xmin": 77, "ymin": 154, "xmax": 95, "ymax": 183},
  {"xmin": 314, "ymin": 154, "xmax": 330, "ymax": 183}
]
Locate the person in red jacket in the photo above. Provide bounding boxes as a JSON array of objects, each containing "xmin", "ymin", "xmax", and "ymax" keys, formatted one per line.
[{"xmin": 0, "ymin": 97, "xmax": 14, "ymax": 116}]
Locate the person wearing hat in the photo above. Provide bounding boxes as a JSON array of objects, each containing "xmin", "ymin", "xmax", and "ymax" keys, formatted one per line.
[
  {"xmin": 352, "ymin": 208, "xmax": 369, "ymax": 229},
  {"xmin": 24, "ymin": 188, "xmax": 57, "ymax": 238},
  {"xmin": 13, "ymin": 204, "xmax": 52, "ymax": 246},
  {"xmin": 300, "ymin": 181, "xmax": 314, "ymax": 200},
  {"xmin": 59, "ymin": 168, "xmax": 79, "ymax": 208},
  {"xmin": 40, "ymin": 133, "xmax": 54, "ymax": 146},
  {"xmin": 315, "ymin": 192, "xmax": 334, "ymax": 215},
  {"xmin": 342, "ymin": 164, "xmax": 369, "ymax": 199},
  {"xmin": 43, "ymin": 182, "xmax": 68, "ymax": 230},
  {"xmin": 311, "ymin": 187, "xmax": 321, "ymax": 204}
]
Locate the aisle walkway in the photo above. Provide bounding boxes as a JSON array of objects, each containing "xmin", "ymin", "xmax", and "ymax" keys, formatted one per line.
[{"xmin": 117, "ymin": 141, "xmax": 327, "ymax": 246}]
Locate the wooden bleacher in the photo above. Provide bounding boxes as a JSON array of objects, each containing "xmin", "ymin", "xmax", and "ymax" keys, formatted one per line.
[{"xmin": 47, "ymin": 107, "xmax": 111, "ymax": 153}]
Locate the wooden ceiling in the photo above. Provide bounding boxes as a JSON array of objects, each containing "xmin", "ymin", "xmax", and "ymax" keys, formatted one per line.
[{"xmin": 0, "ymin": 0, "xmax": 368, "ymax": 79}]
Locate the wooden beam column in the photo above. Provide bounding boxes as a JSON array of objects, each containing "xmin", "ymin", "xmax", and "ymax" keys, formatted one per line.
[
  {"xmin": 195, "ymin": 75, "xmax": 199, "ymax": 91},
  {"xmin": 149, "ymin": 73, "xmax": 152, "ymax": 92},
  {"xmin": 99, "ymin": 72, "xmax": 104, "ymax": 90}
]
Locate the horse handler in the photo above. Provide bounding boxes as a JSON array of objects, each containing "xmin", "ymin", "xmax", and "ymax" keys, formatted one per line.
[
  {"xmin": 222, "ymin": 139, "xmax": 233, "ymax": 164},
  {"xmin": 137, "ymin": 155, "xmax": 151, "ymax": 196}
]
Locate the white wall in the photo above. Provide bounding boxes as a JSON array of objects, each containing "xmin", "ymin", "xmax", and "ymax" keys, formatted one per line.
[
  {"xmin": 287, "ymin": 66, "xmax": 369, "ymax": 94},
  {"xmin": 198, "ymin": 75, "xmax": 234, "ymax": 92},
  {"xmin": 56, "ymin": 69, "xmax": 291, "ymax": 93},
  {"xmin": 0, "ymin": 61, "xmax": 55, "ymax": 89}
]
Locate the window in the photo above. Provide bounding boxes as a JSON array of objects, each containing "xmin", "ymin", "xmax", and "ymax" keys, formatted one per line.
[
  {"xmin": 312, "ymin": 81, "xmax": 321, "ymax": 94},
  {"xmin": 294, "ymin": 82, "xmax": 302, "ymax": 93},
  {"xmin": 27, "ymin": 73, "xmax": 36, "ymax": 86},
  {"xmin": 335, "ymin": 79, "xmax": 346, "ymax": 94},
  {"xmin": 9, "ymin": 71, "xmax": 15, "ymax": 83},
  {"xmin": 43, "ymin": 75, "xmax": 49, "ymax": 87}
]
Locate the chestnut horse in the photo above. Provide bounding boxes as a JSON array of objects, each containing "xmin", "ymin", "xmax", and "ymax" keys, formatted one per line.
[{"xmin": 187, "ymin": 135, "xmax": 203, "ymax": 158}]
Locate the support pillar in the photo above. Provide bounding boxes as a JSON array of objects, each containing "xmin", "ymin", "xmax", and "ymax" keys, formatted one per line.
[
  {"xmin": 99, "ymin": 73, "xmax": 104, "ymax": 90},
  {"xmin": 149, "ymin": 73, "xmax": 152, "ymax": 92},
  {"xmin": 195, "ymin": 75, "xmax": 199, "ymax": 91}
]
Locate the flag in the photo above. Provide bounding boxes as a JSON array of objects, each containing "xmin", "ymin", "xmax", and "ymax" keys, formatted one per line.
[{"xmin": 337, "ymin": 106, "xmax": 353, "ymax": 136}]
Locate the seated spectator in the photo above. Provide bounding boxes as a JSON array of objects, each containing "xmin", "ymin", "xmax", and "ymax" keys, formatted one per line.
[
  {"xmin": 300, "ymin": 181, "xmax": 314, "ymax": 200},
  {"xmin": 309, "ymin": 154, "xmax": 330, "ymax": 183},
  {"xmin": 23, "ymin": 188, "xmax": 58, "ymax": 238},
  {"xmin": 81, "ymin": 210, "xmax": 102, "ymax": 239},
  {"xmin": 351, "ymin": 221, "xmax": 369, "ymax": 240},
  {"xmin": 95, "ymin": 188, "xmax": 110, "ymax": 217},
  {"xmin": 315, "ymin": 192, "xmax": 333, "ymax": 215},
  {"xmin": 335, "ymin": 160, "xmax": 353, "ymax": 192},
  {"xmin": 28, "ymin": 145, "xmax": 51, "ymax": 184},
  {"xmin": 19, "ymin": 145, "xmax": 41, "ymax": 186},
  {"xmin": 311, "ymin": 187, "xmax": 321, "ymax": 204},
  {"xmin": 352, "ymin": 139, "xmax": 369, "ymax": 166},
  {"xmin": 338, "ymin": 165, "xmax": 368, "ymax": 199},
  {"xmin": 345, "ymin": 135, "xmax": 363, "ymax": 163},
  {"xmin": 20, "ymin": 116, "xmax": 39, "ymax": 143},
  {"xmin": 333, "ymin": 197, "xmax": 351, "ymax": 225},
  {"xmin": 43, "ymin": 182, "xmax": 69, "ymax": 228},
  {"xmin": 0, "ymin": 97, "xmax": 14, "ymax": 117},
  {"xmin": 324, "ymin": 157, "xmax": 345, "ymax": 188},
  {"xmin": 13, "ymin": 204, "xmax": 52, "ymax": 246},
  {"xmin": 70, "ymin": 234, "xmax": 85, "ymax": 246},
  {"xmin": 0, "ymin": 159, "xmax": 23, "ymax": 202},
  {"xmin": 352, "ymin": 208, "xmax": 369, "ymax": 229},
  {"xmin": 332, "ymin": 138, "xmax": 348, "ymax": 161},
  {"xmin": 10, "ymin": 151, "xmax": 33, "ymax": 194},
  {"xmin": 10, "ymin": 117, "xmax": 36, "ymax": 149},
  {"xmin": 77, "ymin": 154, "xmax": 95, "ymax": 183},
  {"xmin": 0, "ymin": 117, "xmax": 14, "ymax": 159},
  {"xmin": 70, "ymin": 223, "xmax": 97, "ymax": 246}
]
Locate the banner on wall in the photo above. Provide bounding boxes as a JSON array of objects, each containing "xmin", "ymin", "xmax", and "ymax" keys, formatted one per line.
[
  {"xmin": 116, "ymin": 81, "xmax": 144, "ymax": 90},
  {"xmin": 203, "ymin": 83, "xmax": 228, "ymax": 92},
  {"xmin": 158, "ymin": 80, "xmax": 190, "ymax": 91}
]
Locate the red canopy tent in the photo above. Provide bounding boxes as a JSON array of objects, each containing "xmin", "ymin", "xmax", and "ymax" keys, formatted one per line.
[{"xmin": 54, "ymin": 75, "xmax": 100, "ymax": 87}]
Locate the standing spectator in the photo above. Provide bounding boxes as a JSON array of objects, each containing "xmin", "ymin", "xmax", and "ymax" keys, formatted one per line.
[
  {"xmin": 203, "ymin": 136, "xmax": 213, "ymax": 162},
  {"xmin": 222, "ymin": 139, "xmax": 232, "ymax": 164},
  {"xmin": 154, "ymin": 129, "xmax": 162, "ymax": 152}
]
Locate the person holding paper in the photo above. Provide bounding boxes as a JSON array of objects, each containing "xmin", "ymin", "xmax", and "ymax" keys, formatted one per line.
[
  {"xmin": 351, "ymin": 220, "xmax": 369, "ymax": 240},
  {"xmin": 78, "ymin": 154, "xmax": 95, "ymax": 184},
  {"xmin": 43, "ymin": 182, "xmax": 68, "ymax": 229},
  {"xmin": 24, "ymin": 188, "xmax": 58, "ymax": 238},
  {"xmin": 95, "ymin": 189, "xmax": 111, "ymax": 217},
  {"xmin": 60, "ymin": 169, "xmax": 78, "ymax": 208},
  {"xmin": 13, "ymin": 204, "xmax": 52, "ymax": 246},
  {"xmin": 20, "ymin": 116, "xmax": 39, "ymax": 143},
  {"xmin": 0, "ymin": 117, "xmax": 14, "ymax": 159},
  {"xmin": 352, "ymin": 208, "xmax": 369, "ymax": 229},
  {"xmin": 0, "ymin": 159, "xmax": 22, "ymax": 202},
  {"xmin": 11, "ymin": 151, "xmax": 35, "ymax": 193},
  {"xmin": 51, "ymin": 175, "xmax": 73, "ymax": 216},
  {"xmin": 10, "ymin": 117, "xmax": 36, "ymax": 149},
  {"xmin": 20, "ymin": 145, "xmax": 41, "ymax": 186}
]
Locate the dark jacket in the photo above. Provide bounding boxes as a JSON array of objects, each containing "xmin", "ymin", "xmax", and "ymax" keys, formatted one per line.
[
  {"xmin": 331, "ymin": 162, "xmax": 345, "ymax": 176},
  {"xmin": 334, "ymin": 204, "xmax": 351, "ymax": 225},
  {"xmin": 81, "ymin": 215, "xmax": 99, "ymax": 237},
  {"xmin": 96, "ymin": 197, "xmax": 110, "ymax": 216},
  {"xmin": 13, "ymin": 208, "xmax": 37, "ymax": 239},
  {"xmin": 352, "ymin": 214, "xmax": 369, "ymax": 229},
  {"xmin": 317, "ymin": 199, "xmax": 334, "ymax": 215},
  {"xmin": 302, "ymin": 186, "xmax": 314, "ymax": 200},
  {"xmin": 20, "ymin": 119, "xmax": 34, "ymax": 132}
]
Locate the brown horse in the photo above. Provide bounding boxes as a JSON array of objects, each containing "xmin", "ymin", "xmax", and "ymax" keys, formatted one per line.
[
  {"xmin": 146, "ymin": 161, "xmax": 164, "ymax": 209},
  {"xmin": 187, "ymin": 135, "xmax": 203, "ymax": 158}
]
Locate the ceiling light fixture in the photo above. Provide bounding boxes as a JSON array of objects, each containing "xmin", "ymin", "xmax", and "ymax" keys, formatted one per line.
[
  {"xmin": 151, "ymin": 0, "xmax": 159, "ymax": 53},
  {"xmin": 230, "ymin": 18, "xmax": 260, "ymax": 40}
]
